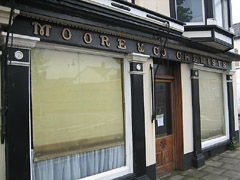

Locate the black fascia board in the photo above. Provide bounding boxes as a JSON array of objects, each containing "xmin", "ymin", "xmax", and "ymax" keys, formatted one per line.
[{"xmin": 224, "ymin": 51, "xmax": 240, "ymax": 61}]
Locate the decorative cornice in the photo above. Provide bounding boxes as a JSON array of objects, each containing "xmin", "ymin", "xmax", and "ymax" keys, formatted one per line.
[
  {"xmin": 126, "ymin": 53, "xmax": 150, "ymax": 63},
  {"xmin": 0, "ymin": 32, "xmax": 40, "ymax": 49},
  {"xmin": 227, "ymin": 70, "xmax": 236, "ymax": 76},
  {"xmin": 0, "ymin": 6, "xmax": 19, "ymax": 27}
]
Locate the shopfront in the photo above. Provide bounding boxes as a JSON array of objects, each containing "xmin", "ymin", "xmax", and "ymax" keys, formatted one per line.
[{"xmin": 0, "ymin": 0, "xmax": 240, "ymax": 180}]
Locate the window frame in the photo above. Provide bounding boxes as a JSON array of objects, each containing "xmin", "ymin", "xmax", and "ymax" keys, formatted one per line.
[
  {"xmin": 29, "ymin": 42, "xmax": 133, "ymax": 180},
  {"xmin": 175, "ymin": 0, "xmax": 205, "ymax": 25},
  {"xmin": 212, "ymin": 0, "xmax": 229, "ymax": 29},
  {"xmin": 193, "ymin": 65, "xmax": 229, "ymax": 149}
]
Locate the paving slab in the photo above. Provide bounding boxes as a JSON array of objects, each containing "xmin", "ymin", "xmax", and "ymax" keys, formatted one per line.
[
  {"xmin": 168, "ymin": 175, "xmax": 185, "ymax": 180},
  {"xmin": 219, "ymin": 157, "xmax": 240, "ymax": 164},
  {"xmin": 183, "ymin": 169, "xmax": 207, "ymax": 179},
  {"xmin": 220, "ymin": 152, "xmax": 239, "ymax": 158},
  {"xmin": 181, "ymin": 177, "xmax": 198, "ymax": 180},
  {"xmin": 223, "ymin": 171, "xmax": 240, "ymax": 179},
  {"xmin": 205, "ymin": 160, "xmax": 223, "ymax": 167},
  {"xmin": 202, "ymin": 166, "xmax": 226, "ymax": 175},
  {"xmin": 212, "ymin": 156, "xmax": 223, "ymax": 161},
  {"xmin": 236, "ymin": 154, "xmax": 240, "ymax": 159},
  {"xmin": 201, "ymin": 174, "xmax": 230, "ymax": 180},
  {"xmin": 222, "ymin": 163, "xmax": 240, "ymax": 171},
  {"xmin": 156, "ymin": 148, "xmax": 240, "ymax": 180}
]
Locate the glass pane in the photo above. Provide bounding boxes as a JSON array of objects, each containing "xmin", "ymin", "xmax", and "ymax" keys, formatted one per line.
[
  {"xmin": 213, "ymin": 0, "xmax": 223, "ymax": 27},
  {"xmin": 177, "ymin": 0, "xmax": 203, "ymax": 22},
  {"xmin": 31, "ymin": 48, "xmax": 125, "ymax": 179},
  {"xmin": 155, "ymin": 82, "xmax": 172, "ymax": 138},
  {"xmin": 199, "ymin": 71, "xmax": 225, "ymax": 142}
]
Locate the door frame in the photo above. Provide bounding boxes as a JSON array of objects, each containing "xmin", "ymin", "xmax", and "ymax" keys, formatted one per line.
[
  {"xmin": 154, "ymin": 62, "xmax": 184, "ymax": 170},
  {"xmin": 155, "ymin": 78, "xmax": 175, "ymax": 176}
]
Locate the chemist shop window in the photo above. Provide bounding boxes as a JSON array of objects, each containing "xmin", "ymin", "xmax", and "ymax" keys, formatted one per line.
[
  {"xmin": 30, "ymin": 47, "xmax": 132, "ymax": 180},
  {"xmin": 199, "ymin": 70, "xmax": 228, "ymax": 148}
]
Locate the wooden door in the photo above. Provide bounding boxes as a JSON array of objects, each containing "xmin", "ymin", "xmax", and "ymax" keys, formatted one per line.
[{"xmin": 155, "ymin": 79, "xmax": 175, "ymax": 176}]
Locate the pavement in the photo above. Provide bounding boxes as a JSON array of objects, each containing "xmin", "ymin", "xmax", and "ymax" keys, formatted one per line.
[{"xmin": 157, "ymin": 148, "xmax": 240, "ymax": 180}]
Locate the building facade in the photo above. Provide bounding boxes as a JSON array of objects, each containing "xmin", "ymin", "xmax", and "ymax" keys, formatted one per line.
[
  {"xmin": 0, "ymin": 0, "xmax": 240, "ymax": 180},
  {"xmin": 232, "ymin": 23, "xmax": 240, "ymax": 115}
]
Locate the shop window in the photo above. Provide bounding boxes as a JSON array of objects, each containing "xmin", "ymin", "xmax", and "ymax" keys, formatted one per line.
[
  {"xmin": 199, "ymin": 70, "xmax": 226, "ymax": 142},
  {"xmin": 176, "ymin": 0, "xmax": 204, "ymax": 23},
  {"xmin": 31, "ymin": 48, "xmax": 131, "ymax": 180}
]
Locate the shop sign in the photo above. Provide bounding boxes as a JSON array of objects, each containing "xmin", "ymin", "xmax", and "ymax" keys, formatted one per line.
[{"xmin": 12, "ymin": 17, "xmax": 230, "ymax": 70}]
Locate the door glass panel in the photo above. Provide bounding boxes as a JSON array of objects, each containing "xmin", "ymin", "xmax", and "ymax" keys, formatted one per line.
[{"xmin": 155, "ymin": 82, "xmax": 172, "ymax": 138}]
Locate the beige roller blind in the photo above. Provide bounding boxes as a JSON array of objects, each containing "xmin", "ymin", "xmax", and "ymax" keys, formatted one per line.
[
  {"xmin": 199, "ymin": 70, "xmax": 225, "ymax": 142},
  {"xmin": 31, "ymin": 48, "xmax": 125, "ymax": 161}
]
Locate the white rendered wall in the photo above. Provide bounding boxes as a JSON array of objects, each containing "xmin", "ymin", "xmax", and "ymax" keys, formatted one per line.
[
  {"xmin": 0, "ymin": 140, "xmax": 5, "ymax": 180},
  {"xmin": 143, "ymin": 58, "xmax": 156, "ymax": 166},
  {"xmin": 134, "ymin": 0, "xmax": 170, "ymax": 17},
  {"xmin": 0, "ymin": 57, "xmax": 5, "ymax": 180},
  {"xmin": 181, "ymin": 64, "xmax": 194, "ymax": 154},
  {"xmin": 234, "ymin": 39, "xmax": 240, "ymax": 53},
  {"xmin": 233, "ymin": 71, "xmax": 239, "ymax": 131},
  {"xmin": 233, "ymin": 39, "xmax": 240, "ymax": 131}
]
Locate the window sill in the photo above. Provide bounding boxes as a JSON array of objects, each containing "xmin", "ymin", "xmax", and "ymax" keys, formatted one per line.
[
  {"xmin": 80, "ymin": 166, "xmax": 133, "ymax": 180},
  {"xmin": 202, "ymin": 136, "xmax": 230, "ymax": 151}
]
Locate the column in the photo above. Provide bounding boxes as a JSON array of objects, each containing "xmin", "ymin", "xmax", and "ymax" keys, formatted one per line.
[
  {"xmin": 0, "ymin": 32, "xmax": 39, "ymax": 180},
  {"xmin": 191, "ymin": 69, "xmax": 205, "ymax": 168},
  {"xmin": 226, "ymin": 74, "xmax": 236, "ymax": 141},
  {"xmin": 127, "ymin": 53, "xmax": 150, "ymax": 179}
]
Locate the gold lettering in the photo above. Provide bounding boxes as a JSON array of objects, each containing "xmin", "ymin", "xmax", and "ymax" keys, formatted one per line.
[
  {"xmin": 161, "ymin": 48, "xmax": 167, "ymax": 57},
  {"xmin": 184, "ymin": 53, "xmax": 190, "ymax": 61},
  {"xmin": 62, "ymin": 28, "xmax": 72, "ymax": 40},
  {"xmin": 208, "ymin": 58, "xmax": 211, "ymax": 65},
  {"xmin": 200, "ymin": 56, "xmax": 205, "ymax": 64},
  {"xmin": 32, "ymin": 22, "xmax": 51, "ymax": 37},
  {"xmin": 137, "ymin": 43, "xmax": 144, "ymax": 53},
  {"xmin": 153, "ymin": 46, "xmax": 159, "ymax": 56},
  {"xmin": 223, "ymin": 62, "xmax": 227, "ymax": 68},
  {"xmin": 100, "ymin": 35, "xmax": 110, "ymax": 47},
  {"xmin": 176, "ymin": 51, "xmax": 182, "ymax": 60},
  {"xmin": 212, "ymin": 59, "xmax": 216, "ymax": 66},
  {"xmin": 83, "ymin": 32, "xmax": 93, "ymax": 44},
  {"xmin": 193, "ymin": 55, "xmax": 198, "ymax": 63},
  {"xmin": 117, "ymin": 39, "xmax": 127, "ymax": 50},
  {"xmin": 218, "ymin": 60, "xmax": 221, "ymax": 67}
]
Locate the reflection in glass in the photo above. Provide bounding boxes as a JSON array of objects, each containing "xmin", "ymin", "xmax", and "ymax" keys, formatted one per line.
[
  {"xmin": 199, "ymin": 71, "xmax": 225, "ymax": 142},
  {"xmin": 213, "ymin": 0, "xmax": 223, "ymax": 27},
  {"xmin": 177, "ymin": 0, "xmax": 203, "ymax": 23},
  {"xmin": 31, "ymin": 48, "xmax": 125, "ymax": 179}
]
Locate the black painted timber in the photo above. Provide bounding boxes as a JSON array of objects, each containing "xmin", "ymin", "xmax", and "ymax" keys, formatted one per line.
[
  {"xmin": 131, "ymin": 73, "xmax": 147, "ymax": 178},
  {"xmin": 191, "ymin": 70, "xmax": 205, "ymax": 168},
  {"xmin": 5, "ymin": 48, "xmax": 30, "ymax": 180},
  {"xmin": 227, "ymin": 75, "xmax": 236, "ymax": 140}
]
